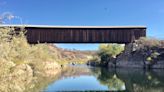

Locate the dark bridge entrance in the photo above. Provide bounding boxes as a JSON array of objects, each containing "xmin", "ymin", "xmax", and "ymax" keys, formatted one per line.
[{"xmin": 0, "ymin": 25, "xmax": 146, "ymax": 43}]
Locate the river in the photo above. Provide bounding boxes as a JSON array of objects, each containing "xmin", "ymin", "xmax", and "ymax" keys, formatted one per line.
[{"xmin": 42, "ymin": 65, "xmax": 164, "ymax": 92}]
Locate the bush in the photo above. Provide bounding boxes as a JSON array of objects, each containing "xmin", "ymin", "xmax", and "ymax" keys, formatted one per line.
[
  {"xmin": 136, "ymin": 37, "xmax": 162, "ymax": 49},
  {"xmin": 136, "ymin": 37, "xmax": 163, "ymax": 65},
  {"xmin": 0, "ymin": 27, "xmax": 61, "ymax": 72},
  {"xmin": 98, "ymin": 44, "xmax": 124, "ymax": 58},
  {"xmin": 96, "ymin": 44, "xmax": 124, "ymax": 66}
]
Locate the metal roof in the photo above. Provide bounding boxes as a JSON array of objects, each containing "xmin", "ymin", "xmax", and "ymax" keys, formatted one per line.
[{"xmin": 0, "ymin": 24, "xmax": 146, "ymax": 29}]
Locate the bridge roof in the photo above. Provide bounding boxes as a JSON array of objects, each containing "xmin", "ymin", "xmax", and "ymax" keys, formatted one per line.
[{"xmin": 0, "ymin": 24, "xmax": 146, "ymax": 29}]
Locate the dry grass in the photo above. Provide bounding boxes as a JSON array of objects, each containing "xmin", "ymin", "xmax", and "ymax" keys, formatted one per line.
[
  {"xmin": 0, "ymin": 27, "xmax": 61, "ymax": 72},
  {"xmin": 136, "ymin": 37, "xmax": 163, "ymax": 49},
  {"xmin": 0, "ymin": 27, "xmax": 62, "ymax": 92}
]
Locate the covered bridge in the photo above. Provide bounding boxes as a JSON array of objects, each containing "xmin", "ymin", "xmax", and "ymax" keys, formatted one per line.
[{"xmin": 0, "ymin": 25, "xmax": 146, "ymax": 43}]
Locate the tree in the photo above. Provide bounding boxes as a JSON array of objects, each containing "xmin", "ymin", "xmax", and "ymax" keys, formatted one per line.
[{"xmin": 97, "ymin": 44, "xmax": 124, "ymax": 66}]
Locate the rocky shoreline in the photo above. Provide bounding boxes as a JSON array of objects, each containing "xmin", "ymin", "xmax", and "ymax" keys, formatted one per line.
[
  {"xmin": 88, "ymin": 38, "xmax": 164, "ymax": 69},
  {"xmin": 0, "ymin": 61, "xmax": 62, "ymax": 92},
  {"xmin": 115, "ymin": 43, "xmax": 164, "ymax": 69}
]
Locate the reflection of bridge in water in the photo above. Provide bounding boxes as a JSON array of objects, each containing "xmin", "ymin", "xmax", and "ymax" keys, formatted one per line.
[{"xmin": 0, "ymin": 25, "xmax": 146, "ymax": 44}]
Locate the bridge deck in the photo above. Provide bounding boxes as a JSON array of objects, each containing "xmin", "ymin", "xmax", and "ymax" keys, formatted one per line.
[{"xmin": 0, "ymin": 25, "xmax": 146, "ymax": 43}]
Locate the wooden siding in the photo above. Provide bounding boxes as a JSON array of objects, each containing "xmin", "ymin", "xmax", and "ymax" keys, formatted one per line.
[{"xmin": 24, "ymin": 27, "xmax": 146, "ymax": 43}]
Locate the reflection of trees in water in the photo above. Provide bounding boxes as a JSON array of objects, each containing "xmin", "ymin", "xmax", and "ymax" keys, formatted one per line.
[
  {"xmin": 31, "ymin": 66, "xmax": 164, "ymax": 92},
  {"xmin": 90, "ymin": 67, "xmax": 164, "ymax": 92},
  {"xmin": 26, "ymin": 72, "xmax": 62, "ymax": 92},
  {"xmin": 117, "ymin": 69, "xmax": 164, "ymax": 92},
  {"xmin": 99, "ymin": 74, "xmax": 125, "ymax": 91},
  {"xmin": 27, "ymin": 65, "xmax": 92, "ymax": 92},
  {"xmin": 61, "ymin": 65, "xmax": 92, "ymax": 78},
  {"xmin": 90, "ymin": 67, "xmax": 126, "ymax": 91}
]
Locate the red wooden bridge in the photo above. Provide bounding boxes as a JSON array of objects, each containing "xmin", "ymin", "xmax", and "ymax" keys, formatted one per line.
[{"xmin": 0, "ymin": 25, "xmax": 146, "ymax": 43}]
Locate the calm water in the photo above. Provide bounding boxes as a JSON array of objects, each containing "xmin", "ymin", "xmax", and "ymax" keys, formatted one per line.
[{"xmin": 43, "ymin": 65, "xmax": 164, "ymax": 92}]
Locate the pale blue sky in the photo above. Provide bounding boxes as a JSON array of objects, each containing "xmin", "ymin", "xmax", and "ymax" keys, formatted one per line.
[
  {"xmin": 0, "ymin": 0, "xmax": 164, "ymax": 50},
  {"xmin": 55, "ymin": 44, "xmax": 99, "ymax": 50}
]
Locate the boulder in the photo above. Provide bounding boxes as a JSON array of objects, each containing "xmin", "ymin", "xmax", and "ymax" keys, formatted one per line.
[
  {"xmin": 116, "ymin": 43, "xmax": 145, "ymax": 68},
  {"xmin": 108, "ymin": 57, "xmax": 116, "ymax": 68},
  {"xmin": 116, "ymin": 43, "xmax": 164, "ymax": 69},
  {"xmin": 43, "ymin": 61, "xmax": 61, "ymax": 76}
]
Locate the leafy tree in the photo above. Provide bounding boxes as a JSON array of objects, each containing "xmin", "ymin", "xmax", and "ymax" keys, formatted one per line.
[
  {"xmin": 98, "ymin": 44, "xmax": 124, "ymax": 58},
  {"xmin": 97, "ymin": 44, "xmax": 124, "ymax": 66}
]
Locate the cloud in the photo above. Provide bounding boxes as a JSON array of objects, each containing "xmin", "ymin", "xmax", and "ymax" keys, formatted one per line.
[
  {"xmin": 0, "ymin": 12, "xmax": 15, "ymax": 20},
  {"xmin": 0, "ymin": 12, "xmax": 23, "ymax": 24}
]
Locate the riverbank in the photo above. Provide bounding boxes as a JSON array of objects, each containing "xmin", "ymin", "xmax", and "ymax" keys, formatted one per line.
[
  {"xmin": 116, "ymin": 39, "xmax": 164, "ymax": 69},
  {"xmin": 0, "ymin": 27, "xmax": 91, "ymax": 92},
  {"xmin": 0, "ymin": 27, "xmax": 62, "ymax": 92},
  {"xmin": 87, "ymin": 38, "xmax": 164, "ymax": 69}
]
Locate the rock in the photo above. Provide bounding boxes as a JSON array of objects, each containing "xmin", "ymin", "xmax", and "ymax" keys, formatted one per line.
[
  {"xmin": 0, "ymin": 64, "xmax": 34, "ymax": 92},
  {"xmin": 108, "ymin": 62, "xmax": 115, "ymax": 68},
  {"xmin": 116, "ymin": 42, "xmax": 164, "ymax": 69},
  {"xmin": 116, "ymin": 43, "xmax": 145, "ymax": 68},
  {"xmin": 43, "ymin": 61, "xmax": 61, "ymax": 76},
  {"xmin": 87, "ymin": 61, "xmax": 100, "ymax": 66},
  {"xmin": 108, "ymin": 57, "xmax": 116, "ymax": 68}
]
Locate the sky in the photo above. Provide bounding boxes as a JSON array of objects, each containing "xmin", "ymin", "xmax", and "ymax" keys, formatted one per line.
[{"xmin": 0, "ymin": 0, "xmax": 164, "ymax": 50}]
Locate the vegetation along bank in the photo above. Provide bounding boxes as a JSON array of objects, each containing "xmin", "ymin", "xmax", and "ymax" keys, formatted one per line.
[
  {"xmin": 0, "ymin": 27, "xmax": 90, "ymax": 92},
  {"xmin": 88, "ymin": 38, "xmax": 164, "ymax": 69}
]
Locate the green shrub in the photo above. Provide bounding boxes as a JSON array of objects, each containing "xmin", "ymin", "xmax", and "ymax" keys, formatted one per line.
[
  {"xmin": 98, "ymin": 44, "xmax": 124, "ymax": 58},
  {"xmin": 94, "ymin": 44, "xmax": 124, "ymax": 66}
]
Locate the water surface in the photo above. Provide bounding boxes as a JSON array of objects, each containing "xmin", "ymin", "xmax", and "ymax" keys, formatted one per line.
[{"xmin": 43, "ymin": 65, "xmax": 164, "ymax": 92}]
